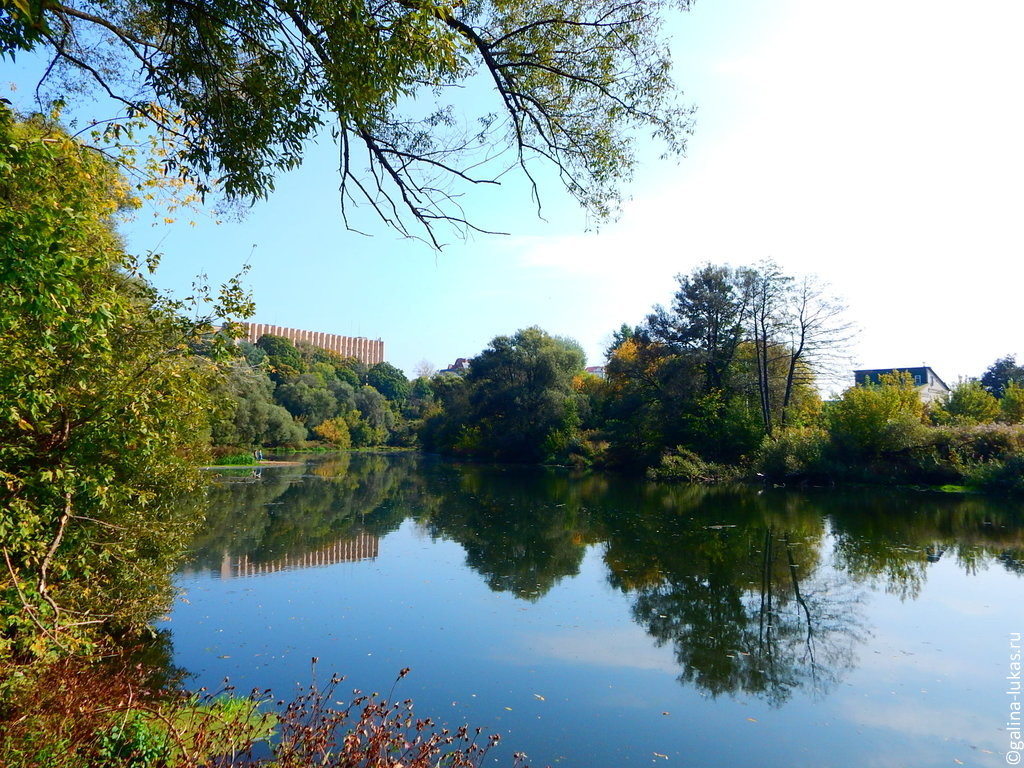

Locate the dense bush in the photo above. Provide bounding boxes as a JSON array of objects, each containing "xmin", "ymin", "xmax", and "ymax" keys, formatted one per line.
[
  {"xmin": 757, "ymin": 429, "xmax": 828, "ymax": 479},
  {"xmin": 757, "ymin": 418, "xmax": 1024, "ymax": 492}
]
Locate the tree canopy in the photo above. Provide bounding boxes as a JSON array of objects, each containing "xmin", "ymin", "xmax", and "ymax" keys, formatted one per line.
[
  {"xmin": 421, "ymin": 327, "xmax": 586, "ymax": 462},
  {"xmin": 4, "ymin": 0, "xmax": 695, "ymax": 245},
  {"xmin": 0, "ymin": 107, "xmax": 239, "ymax": 659},
  {"xmin": 981, "ymin": 355, "xmax": 1024, "ymax": 399}
]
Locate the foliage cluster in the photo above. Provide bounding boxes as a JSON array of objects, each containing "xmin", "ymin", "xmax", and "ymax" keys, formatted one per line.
[
  {"xmin": 420, "ymin": 327, "xmax": 588, "ymax": 463},
  {"xmin": 0, "ymin": 107, "xmax": 246, "ymax": 664},
  {"xmin": 418, "ymin": 263, "xmax": 845, "ymax": 471},
  {"xmin": 412, "ymin": 264, "xmax": 1024, "ymax": 494},
  {"xmin": 757, "ymin": 372, "xmax": 1024, "ymax": 490},
  {"xmin": 5, "ymin": 0, "xmax": 695, "ymax": 246},
  {"xmin": 1, "ymin": 649, "xmax": 512, "ymax": 768},
  {"xmin": 210, "ymin": 337, "xmax": 417, "ymax": 451}
]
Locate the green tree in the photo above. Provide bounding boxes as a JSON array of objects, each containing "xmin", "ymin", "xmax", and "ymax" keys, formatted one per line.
[
  {"xmin": 981, "ymin": 355, "xmax": 1024, "ymax": 398},
  {"xmin": 210, "ymin": 363, "xmax": 305, "ymax": 447},
  {"xmin": 0, "ymin": 108, "xmax": 241, "ymax": 659},
  {"xmin": 276, "ymin": 379, "xmax": 338, "ymax": 431},
  {"xmin": 938, "ymin": 379, "xmax": 1000, "ymax": 425},
  {"xmin": 367, "ymin": 362, "xmax": 410, "ymax": 404},
  {"xmin": 353, "ymin": 385, "xmax": 396, "ymax": 444},
  {"xmin": 1001, "ymin": 381, "xmax": 1024, "ymax": 425},
  {"xmin": 6, "ymin": 0, "xmax": 695, "ymax": 245},
  {"xmin": 645, "ymin": 264, "xmax": 743, "ymax": 392},
  {"xmin": 256, "ymin": 334, "xmax": 303, "ymax": 379},
  {"xmin": 461, "ymin": 327, "xmax": 587, "ymax": 462},
  {"xmin": 827, "ymin": 372, "xmax": 925, "ymax": 458}
]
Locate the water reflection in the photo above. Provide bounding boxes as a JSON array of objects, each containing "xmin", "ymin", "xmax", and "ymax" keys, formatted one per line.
[
  {"xmin": 188, "ymin": 454, "xmax": 415, "ymax": 574},
  {"xmin": 186, "ymin": 454, "xmax": 1024, "ymax": 707}
]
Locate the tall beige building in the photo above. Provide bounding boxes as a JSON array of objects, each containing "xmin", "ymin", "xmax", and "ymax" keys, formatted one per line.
[{"xmin": 241, "ymin": 322, "xmax": 384, "ymax": 365}]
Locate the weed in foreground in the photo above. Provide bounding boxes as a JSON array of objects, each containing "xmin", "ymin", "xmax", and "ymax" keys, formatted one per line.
[
  {"xmin": 270, "ymin": 662, "xmax": 528, "ymax": 768},
  {"xmin": 1, "ymin": 656, "xmax": 528, "ymax": 768}
]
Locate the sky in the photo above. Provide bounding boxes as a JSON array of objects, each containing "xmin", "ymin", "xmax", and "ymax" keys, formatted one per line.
[{"xmin": 7, "ymin": 0, "xmax": 1024, "ymax": 393}]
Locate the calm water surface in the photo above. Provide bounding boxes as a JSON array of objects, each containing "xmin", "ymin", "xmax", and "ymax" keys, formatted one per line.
[{"xmin": 163, "ymin": 453, "xmax": 1024, "ymax": 768}]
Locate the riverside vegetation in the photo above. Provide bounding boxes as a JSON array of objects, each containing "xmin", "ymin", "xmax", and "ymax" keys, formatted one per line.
[
  {"xmin": 0, "ymin": 109, "xmax": 515, "ymax": 767},
  {"xmin": 2, "ymin": 102, "xmax": 1023, "ymax": 767},
  {"xmin": 2, "ymin": 0, "xmax": 1023, "ymax": 755}
]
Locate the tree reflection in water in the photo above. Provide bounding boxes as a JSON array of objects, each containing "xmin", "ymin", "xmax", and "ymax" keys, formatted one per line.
[{"xmin": 187, "ymin": 455, "xmax": 1024, "ymax": 705}]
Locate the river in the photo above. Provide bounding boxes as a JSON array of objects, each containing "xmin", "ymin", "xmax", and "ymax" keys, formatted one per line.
[{"xmin": 162, "ymin": 452, "xmax": 1024, "ymax": 767}]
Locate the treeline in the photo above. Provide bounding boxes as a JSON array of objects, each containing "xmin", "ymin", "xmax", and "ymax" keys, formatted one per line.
[
  {"xmin": 207, "ymin": 336, "xmax": 419, "ymax": 452},
  {"xmin": 217, "ymin": 263, "xmax": 1024, "ymax": 493},
  {"xmin": 395, "ymin": 263, "xmax": 842, "ymax": 470}
]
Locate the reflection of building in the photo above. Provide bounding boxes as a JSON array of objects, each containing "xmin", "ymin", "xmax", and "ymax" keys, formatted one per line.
[
  {"xmin": 241, "ymin": 322, "xmax": 384, "ymax": 365},
  {"xmin": 217, "ymin": 533, "xmax": 379, "ymax": 579}
]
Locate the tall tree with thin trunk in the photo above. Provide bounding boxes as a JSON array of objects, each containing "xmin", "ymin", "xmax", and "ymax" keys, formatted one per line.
[
  {"xmin": 738, "ymin": 263, "xmax": 853, "ymax": 434},
  {"xmin": 737, "ymin": 263, "xmax": 791, "ymax": 436}
]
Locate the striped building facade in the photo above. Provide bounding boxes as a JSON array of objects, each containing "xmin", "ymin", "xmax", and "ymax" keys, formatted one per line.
[
  {"xmin": 216, "ymin": 533, "xmax": 379, "ymax": 580},
  {"xmin": 242, "ymin": 322, "xmax": 384, "ymax": 365}
]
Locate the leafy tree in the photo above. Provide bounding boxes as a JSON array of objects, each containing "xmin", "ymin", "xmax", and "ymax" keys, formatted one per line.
[
  {"xmin": 605, "ymin": 323, "xmax": 639, "ymax": 358},
  {"xmin": 938, "ymin": 379, "xmax": 1000, "ymax": 425},
  {"xmin": 601, "ymin": 335, "xmax": 677, "ymax": 466},
  {"xmin": 427, "ymin": 327, "xmax": 586, "ymax": 462},
  {"xmin": 1001, "ymin": 382, "xmax": 1024, "ymax": 425},
  {"xmin": 367, "ymin": 362, "xmax": 410, "ymax": 404},
  {"xmin": 645, "ymin": 264, "xmax": 743, "ymax": 392},
  {"xmin": 827, "ymin": 372, "xmax": 925, "ymax": 458},
  {"xmin": 0, "ymin": 108, "xmax": 242, "ymax": 659},
  {"xmin": 7, "ymin": 0, "xmax": 696, "ymax": 245},
  {"xmin": 418, "ymin": 374, "xmax": 471, "ymax": 453},
  {"xmin": 256, "ymin": 334, "xmax": 303, "ymax": 379},
  {"xmin": 276, "ymin": 379, "xmax": 338, "ymax": 431},
  {"xmin": 353, "ymin": 385, "xmax": 396, "ymax": 443},
  {"xmin": 981, "ymin": 355, "xmax": 1024, "ymax": 398},
  {"xmin": 603, "ymin": 263, "xmax": 841, "ymax": 466},
  {"xmin": 210, "ymin": 363, "xmax": 305, "ymax": 446},
  {"xmin": 313, "ymin": 417, "xmax": 353, "ymax": 450},
  {"xmin": 238, "ymin": 340, "xmax": 269, "ymax": 368}
]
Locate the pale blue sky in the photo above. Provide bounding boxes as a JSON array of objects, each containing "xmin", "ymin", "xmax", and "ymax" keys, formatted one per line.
[{"xmin": 7, "ymin": 0, "xmax": 1023, "ymax": 390}]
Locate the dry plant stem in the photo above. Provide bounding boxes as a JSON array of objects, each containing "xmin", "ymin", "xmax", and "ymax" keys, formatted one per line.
[
  {"xmin": 37, "ymin": 491, "xmax": 72, "ymax": 621},
  {"xmin": 2, "ymin": 548, "xmax": 69, "ymax": 651}
]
